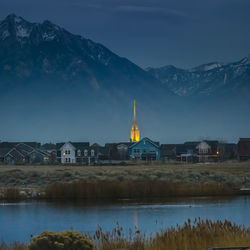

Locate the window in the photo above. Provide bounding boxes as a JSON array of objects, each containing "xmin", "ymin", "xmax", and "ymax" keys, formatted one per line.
[
  {"xmin": 77, "ymin": 149, "xmax": 81, "ymax": 157},
  {"xmin": 84, "ymin": 149, "xmax": 88, "ymax": 157},
  {"xmin": 68, "ymin": 158, "xmax": 71, "ymax": 163},
  {"xmin": 134, "ymin": 148, "xmax": 140, "ymax": 153},
  {"xmin": 91, "ymin": 149, "xmax": 95, "ymax": 157}
]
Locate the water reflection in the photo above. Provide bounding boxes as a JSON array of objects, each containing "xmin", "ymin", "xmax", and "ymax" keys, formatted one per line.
[{"xmin": 0, "ymin": 196, "xmax": 249, "ymax": 244}]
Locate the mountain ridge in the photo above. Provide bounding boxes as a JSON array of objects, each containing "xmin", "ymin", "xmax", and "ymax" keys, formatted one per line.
[
  {"xmin": 146, "ymin": 55, "xmax": 250, "ymax": 97},
  {"xmin": 0, "ymin": 14, "xmax": 249, "ymax": 143}
]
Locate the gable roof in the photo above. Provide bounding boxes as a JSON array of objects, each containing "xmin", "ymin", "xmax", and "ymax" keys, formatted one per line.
[
  {"xmin": 15, "ymin": 143, "xmax": 34, "ymax": 155},
  {"xmin": 129, "ymin": 137, "xmax": 159, "ymax": 149},
  {"xmin": 41, "ymin": 143, "xmax": 56, "ymax": 150},
  {"xmin": 0, "ymin": 142, "xmax": 17, "ymax": 149},
  {"xmin": 71, "ymin": 142, "xmax": 89, "ymax": 150},
  {"xmin": 57, "ymin": 142, "xmax": 90, "ymax": 151},
  {"xmin": 6, "ymin": 148, "xmax": 25, "ymax": 159}
]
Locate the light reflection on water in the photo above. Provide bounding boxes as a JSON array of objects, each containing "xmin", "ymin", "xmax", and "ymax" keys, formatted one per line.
[{"xmin": 0, "ymin": 195, "xmax": 249, "ymax": 244}]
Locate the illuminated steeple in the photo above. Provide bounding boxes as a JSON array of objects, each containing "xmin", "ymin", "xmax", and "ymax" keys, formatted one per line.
[{"xmin": 130, "ymin": 100, "xmax": 140, "ymax": 142}]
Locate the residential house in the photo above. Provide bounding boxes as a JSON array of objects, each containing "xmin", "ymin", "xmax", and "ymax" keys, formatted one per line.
[
  {"xmin": 160, "ymin": 144, "xmax": 177, "ymax": 161},
  {"xmin": 196, "ymin": 140, "xmax": 219, "ymax": 162},
  {"xmin": 238, "ymin": 138, "xmax": 250, "ymax": 161},
  {"xmin": 0, "ymin": 142, "xmax": 48, "ymax": 164},
  {"xmin": 41, "ymin": 143, "xmax": 57, "ymax": 163},
  {"xmin": 217, "ymin": 143, "xmax": 237, "ymax": 161},
  {"xmin": 57, "ymin": 142, "xmax": 109, "ymax": 164},
  {"xmin": 129, "ymin": 137, "xmax": 160, "ymax": 161},
  {"xmin": 57, "ymin": 142, "xmax": 89, "ymax": 164}
]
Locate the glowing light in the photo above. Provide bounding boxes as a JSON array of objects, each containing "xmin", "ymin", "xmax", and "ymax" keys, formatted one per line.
[
  {"xmin": 216, "ymin": 151, "xmax": 219, "ymax": 155},
  {"xmin": 130, "ymin": 100, "xmax": 140, "ymax": 142},
  {"xmin": 63, "ymin": 152, "xmax": 66, "ymax": 156}
]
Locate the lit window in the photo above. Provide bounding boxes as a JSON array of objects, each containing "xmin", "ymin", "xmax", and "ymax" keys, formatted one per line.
[
  {"xmin": 77, "ymin": 150, "xmax": 81, "ymax": 157},
  {"xmin": 91, "ymin": 149, "xmax": 95, "ymax": 157}
]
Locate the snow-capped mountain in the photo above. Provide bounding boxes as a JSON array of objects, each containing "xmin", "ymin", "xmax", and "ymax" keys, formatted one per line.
[
  {"xmin": 146, "ymin": 56, "xmax": 250, "ymax": 97},
  {"xmin": 0, "ymin": 14, "xmax": 249, "ymax": 142},
  {"xmin": 0, "ymin": 14, "xmax": 159, "ymax": 94}
]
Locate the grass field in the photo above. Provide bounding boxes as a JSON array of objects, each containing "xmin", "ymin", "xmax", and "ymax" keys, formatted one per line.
[
  {"xmin": 0, "ymin": 161, "xmax": 249, "ymax": 188},
  {"xmin": 0, "ymin": 161, "xmax": 249, "ymax": 200}
]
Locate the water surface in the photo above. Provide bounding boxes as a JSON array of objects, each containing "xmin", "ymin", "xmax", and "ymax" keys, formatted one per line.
[{"xmin": 0, "ymin": 196, "xmax": 249, "ymax": 243}]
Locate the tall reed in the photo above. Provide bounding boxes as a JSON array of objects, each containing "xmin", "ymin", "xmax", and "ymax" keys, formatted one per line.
[
  {"xmin": 0, "ymin": 219, "xmax": 249, "ymax": 250},
  {"xmin": 93, "ymin": 219, "xmax": 250, "ymax": 250},
  {"xmin": 45, "ymin": 181, "xmax": 236, "ymax": 200}
]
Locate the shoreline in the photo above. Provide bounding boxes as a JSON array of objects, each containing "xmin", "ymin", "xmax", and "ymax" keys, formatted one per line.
[
  {"xmin": 0, "ymin": 162, "xmax": 249, "ymax": 201},
  {"xmin": 0, "ymin": 219, "xmax": 250, "ymax": 250},
  {"xmin": 0, "ymin": 182, "xmax": 249, "ymax": 201}
]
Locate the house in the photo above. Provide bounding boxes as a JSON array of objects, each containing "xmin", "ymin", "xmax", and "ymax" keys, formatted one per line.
[
  {"xmin": 4, "ymin": 148, "xmax": 26, "ymax": 164},
  {"xmin": 217, "ymin": 143, "xmax": 237, "ymax": 161},
  {"xmin": 238, "ymin": 138, "xmax": 250, "ymax": 161},
  {"xmin": 0, "ymin": 142, "xmax": 48, "ymax": 164},
  {"xmin": 41, "ymin": 143, "xmax": 57, "ymax": 163},
  {"xmin": 116, "ymin": 142, "xmax": 132, "ymax": 160},
  {"xmin": 104, "ymin": 142, "xmax": 132, "ymax": 161},
  {"xmin": 57, "ymin": 142, "xmax": 89, "ymax": 164},
  {"xmin": 129, "ymin": 137, "xmax": 160, "ymax": 161},
  {"xmin": 160, "ymin": 144, "xmax": 177, "ymax": 161},
  {"xmin": 196, "ymin": 140, "xmax": 219, "ymax": 162},
  {"xmin": 57, "ymin": 142, "xmax": 109, "ymax": 164}
]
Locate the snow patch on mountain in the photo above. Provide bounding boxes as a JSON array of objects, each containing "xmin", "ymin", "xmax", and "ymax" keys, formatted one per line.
[
  {"xmin": 1, "ymin": 30, "xmax": 10, "ymax": 40},
  {"xmin": 16, "ymin": 25, "xmax": 30, "ymax": 38},
  {"xmin": 42, "ymin": 32, "xmax": 56, "ymax": 41},
  {"xmin": 146, "ymin": 56, "xmax": 250, "ymax": 97}
]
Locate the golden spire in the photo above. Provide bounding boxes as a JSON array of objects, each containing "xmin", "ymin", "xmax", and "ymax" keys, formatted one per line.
[
  {"xmin": 130, "ymin": 100, "xmax": 140, "ymax": 142},
  {"xmin": 133, "ymin": 100, "xmax": 136, "ymax": 122}
]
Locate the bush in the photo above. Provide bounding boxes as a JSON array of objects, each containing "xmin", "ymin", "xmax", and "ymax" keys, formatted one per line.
[{"xmin": 28, "ymin": 231, "xmax": 94, "ymax": 250}]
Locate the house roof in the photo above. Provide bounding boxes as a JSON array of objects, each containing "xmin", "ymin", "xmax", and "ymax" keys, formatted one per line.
[
  {"xmin": 41, "ymin": 143, "xmax": 56, "ymax": 150},
  {"xmin": 0, "ymin": 142, "xmax": 17, "ymax": 149},
  {"xmin": 160, "ymin": 144, "xmax": 176, "ymax": 150},
  {"xmin": 239, "ymin": 138, "xmax": 250, "ymax": 143},
  {"xmin": 57, "ymin": 142, "xmax": 90, "ymax": 151},
  {"xmin": 238, "ymin": 139, "xmax": 250, "ymax": 156},
  {"xmin": 0, "ymin": 148, "xmax": 11, "ymax": 157},
  {"xmin": 15, "ymin": 143, "xmax": 34, "ymax": 155},
  {"xmin": 129, "ymin": 137, "xmax": 159, "ymax": 149},
  {"xmin": 71, "ymin": 142, "xmax": 89, "ymax": 150},
  {"xmin": 28, "ymin": 149, "xmax": 49, "ymax": 156},
  {"xmin": 175, "ymin": 144, "xmax": 188, "ymax": 154},
  {"xmin": 6, "ymin": 148, "xmax": 24, "ymax": 159}
]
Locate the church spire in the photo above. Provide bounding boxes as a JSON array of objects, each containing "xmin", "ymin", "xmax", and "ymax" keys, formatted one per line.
[
  {"xmin": 130, "ymin": 100, "xmax": 140, "ymax": 142},
  {"xmin": 133, "ymin": 100, "xmax": 136, "ymax": 122}
]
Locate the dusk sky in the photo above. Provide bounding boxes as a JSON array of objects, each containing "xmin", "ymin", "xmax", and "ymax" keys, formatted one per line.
[{"xmin": 1, "ymin": 0, "xmax": 250, "ymax": 68}]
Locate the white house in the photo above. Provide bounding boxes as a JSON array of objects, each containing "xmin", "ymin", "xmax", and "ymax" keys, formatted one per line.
[
  {"xmin": 57, "ymin": 142, "xmax": 107, "ymax": 164},
  {"xmin": 60, "ymin": 142, "xmax": 76, "ymax": 164},
  {"xmin": 196, "ymin": 140, "xmax": 219, "ymax": 162}
]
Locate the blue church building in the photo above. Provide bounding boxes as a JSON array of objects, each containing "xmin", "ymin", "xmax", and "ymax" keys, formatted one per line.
[{"xmin": 129, "ymin": 137, "xmax": 160, "ymax": 161}]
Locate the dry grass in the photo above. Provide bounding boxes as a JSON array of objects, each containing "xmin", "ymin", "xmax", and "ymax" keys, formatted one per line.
[
  {"xmin": 44, "ymin": 181, "xmax": 236, "ymax": 200},
  {"xmin": 0, "ymin": 243, "xmax": 27, "ymax": 250},
  {"xmin": 2, "ymin": 219, "xmax": 249, "ymax": 250},
  {"xmin": 0, "ymin": 162, "xmax": 249, "ymax": 189},
  {"xmin": 94, "ymin": 219, "xmax": 250, "ymax": 250}
]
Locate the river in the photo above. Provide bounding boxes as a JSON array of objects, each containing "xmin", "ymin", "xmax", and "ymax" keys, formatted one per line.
[{"xmin": 0, "ymin": 195, "xmax": 249, "ymax": 243}]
